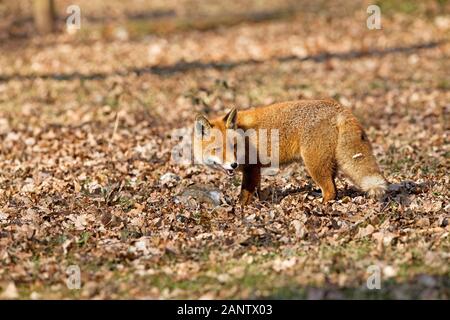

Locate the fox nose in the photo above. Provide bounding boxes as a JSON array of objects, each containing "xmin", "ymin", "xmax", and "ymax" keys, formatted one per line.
[{"xmin": 230, "ymin": 162, "xmax": 238, "ymax": 169}]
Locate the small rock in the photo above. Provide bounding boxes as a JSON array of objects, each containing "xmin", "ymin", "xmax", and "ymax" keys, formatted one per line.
[{"xmin": 176, "ymin": 184, "xmax": 224, "ymax": 206}]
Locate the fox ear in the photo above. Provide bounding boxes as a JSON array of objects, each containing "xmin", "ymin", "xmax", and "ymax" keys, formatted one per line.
[
  {"xmin": 195, "ymin": 114, "xmax": 211, "ymax": 137},
  {"xmin": 223, "ymin": 107, "xmax": 237, "ymax": 129}
]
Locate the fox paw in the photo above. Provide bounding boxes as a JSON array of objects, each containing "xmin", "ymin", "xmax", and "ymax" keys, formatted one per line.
[{"xmin": 239, "ymin": 191, "xmax": 254, "ymax": 206}]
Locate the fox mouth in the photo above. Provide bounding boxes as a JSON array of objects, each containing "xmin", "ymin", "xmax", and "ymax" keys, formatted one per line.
[
  {"xmin": 225, "ymin": 169, "xmax": 235, "ymax": 176},
  {"xmin": 207, "ymin": 163, "xmax": 235, "ymax": 176},
  {"xmin": 220, "ymin": 166, "xmax": 235, "ymax": 176}
]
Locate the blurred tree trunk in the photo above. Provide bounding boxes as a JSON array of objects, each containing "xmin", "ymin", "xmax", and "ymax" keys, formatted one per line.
[{"xmin": 33, "ymin": 0, "xmax": 56, "ymax": 33}]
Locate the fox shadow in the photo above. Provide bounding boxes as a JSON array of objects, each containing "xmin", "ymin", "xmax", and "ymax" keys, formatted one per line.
[
  {"xmin": 257, "ymin": 182, "xmax": 316, "ymax": 204},
  {"xmin": 257, "ymin": 179, "xmax": 429, "ymax": 205},
  {"xmin": 382, "ymin": 180, "xmax": 430, "ymax": 205}
]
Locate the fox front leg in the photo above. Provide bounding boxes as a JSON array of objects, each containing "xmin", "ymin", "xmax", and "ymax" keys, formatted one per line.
[{"xmin": 239, "ymin": 165, "xmax": 261, "ymax": 205}]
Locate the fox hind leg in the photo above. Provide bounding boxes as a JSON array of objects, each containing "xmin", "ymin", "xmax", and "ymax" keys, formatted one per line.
[{"xmin": 302, "ymin": 151, "xmax": 337, "ymax": 203}]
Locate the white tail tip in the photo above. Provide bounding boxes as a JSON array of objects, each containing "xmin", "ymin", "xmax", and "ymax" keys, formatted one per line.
[{"xmin": 360, "ymin": 175, "xmax": 387, "ymax": 198}]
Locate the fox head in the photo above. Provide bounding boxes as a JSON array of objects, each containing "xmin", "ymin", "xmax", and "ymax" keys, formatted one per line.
[{"xmin": 193, "ymin": 108, "xmax": 240, "ymax": 176}]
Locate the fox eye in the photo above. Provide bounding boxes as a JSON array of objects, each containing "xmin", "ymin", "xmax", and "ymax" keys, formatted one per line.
[{"xmin": 361, "ymin": 133, "xmax": 367, "ymax": 141}]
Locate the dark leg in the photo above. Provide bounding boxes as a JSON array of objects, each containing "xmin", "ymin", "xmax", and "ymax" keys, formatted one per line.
[{"xmin": 240, "ymin": 165, "xmax": 261, "ymax": 205}]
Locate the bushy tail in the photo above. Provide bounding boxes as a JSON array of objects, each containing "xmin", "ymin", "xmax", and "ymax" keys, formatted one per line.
[{"xmin": 335, "ymin": 111, "xmax": 387, "ymax": 198}]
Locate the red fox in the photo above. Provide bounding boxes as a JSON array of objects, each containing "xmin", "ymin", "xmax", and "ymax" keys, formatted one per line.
[{"xmin": 193, "ymin": 99, "xmax": 388, "ymax": 205}]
